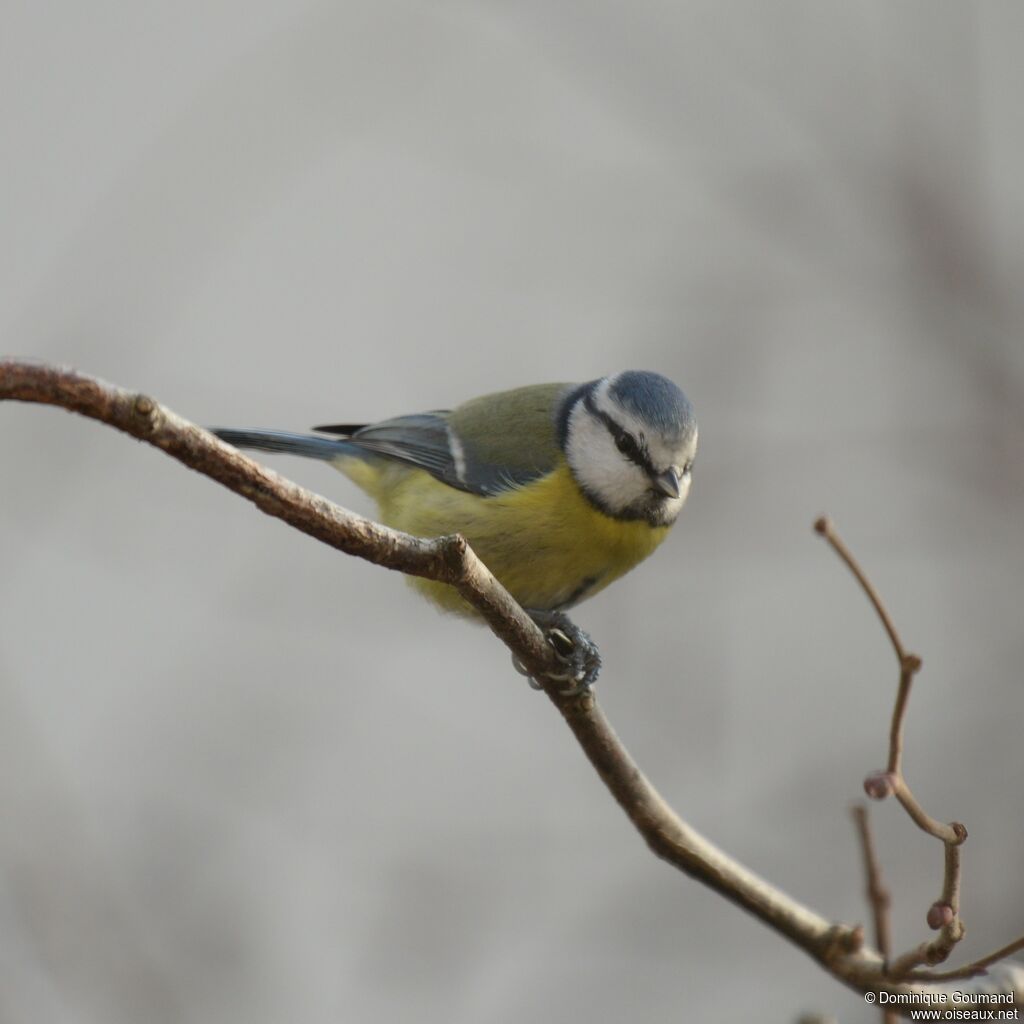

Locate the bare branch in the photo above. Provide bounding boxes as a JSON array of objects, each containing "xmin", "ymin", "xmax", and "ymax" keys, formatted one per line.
[
  {"xmin": 0, "ymin": 358, "xmax": 557, "ymax": 679},
  {"xmin": 909, "ymin": 935, "xmax": 1024, "ymax": 983},
  {"xmin": 3, "ymin": 359, "xmax": 1022, "ymax": 1015},
  {"xmin": 852, "ymin": 804, "xmax": 899, "ymax": 1024},
  {"xmin": 813, "ymin": 517, "xmax": 909, "ymax": 663},
  {"xmin": 852, "ymin": 804, "xmax": 893, "ymax": 964},
  {"xmin": 816, "ymin": 517, "xmax": 976, "ymax": 981}
]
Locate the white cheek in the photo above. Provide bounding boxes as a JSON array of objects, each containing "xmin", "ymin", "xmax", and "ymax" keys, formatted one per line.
[
  {"xmin": 565, "ymin": 406, "xmax": 649, "ymax": 513},
  {"xmin": 590, "ymin": 455, "xmax": 650, "ymax": 509}
]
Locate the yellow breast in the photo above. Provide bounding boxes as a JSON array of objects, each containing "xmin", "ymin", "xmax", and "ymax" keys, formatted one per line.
[{"xmin": 335, "ymin": 456, "xmax": 671, "ymax": 615}]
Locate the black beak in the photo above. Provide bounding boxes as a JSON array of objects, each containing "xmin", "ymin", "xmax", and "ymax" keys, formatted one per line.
[{"xmin": 652, "ymin": 467, "xmax": 681, "ymax": 499}]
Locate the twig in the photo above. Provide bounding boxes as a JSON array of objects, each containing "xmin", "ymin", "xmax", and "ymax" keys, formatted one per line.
[
  {"xmin": 812, "ymin": 519, "xmax": 908, "ymax": 662},
  {"xmin": 852, "ymin": 805, "xmax": 893, "ymax": 963},
  {"xmin": 815, "ymin": 517, "xmax": 967, "ymax": 978},
  {"xmin": 2, "ymin": 359, "xmax": 1021, "ymax": 1014},
  {"xmin": 908, "ymin": 934, "xmax": 1024, "ymax": 983},
  {"xmin": 852, "ymin": 804, "xmax": 898, "ymax": 1024}
]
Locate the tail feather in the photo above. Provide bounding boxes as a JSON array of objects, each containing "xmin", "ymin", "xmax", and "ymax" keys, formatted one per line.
[
  {"xmin": 312, "ymin": 423, "xmax": 366, "ymax": 436},
  {"xmin": 210, "ymin": 427, "xmax": 348, "ymax": 461}
]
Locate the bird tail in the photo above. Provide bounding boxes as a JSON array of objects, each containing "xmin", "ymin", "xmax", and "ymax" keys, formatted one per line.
[{"xmin": 210, "ymin": 427, "xmax": 349, "ymax": 461}]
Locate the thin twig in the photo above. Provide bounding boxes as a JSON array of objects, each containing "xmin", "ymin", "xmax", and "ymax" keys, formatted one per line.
[
  {"xmin": 852, "ymin": 805, "xmax": 893, "ymax": 963},
  {"xmin": 813, "ymin": 518, "xmax": 922, "ymax": 779},
  {"xmin": 815, "ymin": 517, "xmax": 968, "ymax": 979},
  {"xmin": 887, "ymin": 658, "xmax": 919, "ymax": 776},
  {"xmin": 909, "ymin": 934, "xmax": 1024, "ymax": 982},
  {"xmin": 888, "ymin": 776, "xmax": 964, "ymax": 847},
  {"xmin": 2, "ymin": 360, "xmax": 1021, "ymax": 1014},
  {"xmin": 852, "ymin": 805, "xmax": 899, "ymax": 1024},
  {"xmin": 813, "ymin": 517, "xmax": 907, "ymax": 662}
]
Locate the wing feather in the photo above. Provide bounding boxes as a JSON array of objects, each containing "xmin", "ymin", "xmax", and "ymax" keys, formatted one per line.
[{"xmin": 311, "ymin": 383, "xmax": 573, "ymax": 496}]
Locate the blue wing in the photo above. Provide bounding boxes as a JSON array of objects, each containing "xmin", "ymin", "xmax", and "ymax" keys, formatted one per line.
[{"xmin": 315, "ymin": 410, "xmax": 553, "ymax": 497}]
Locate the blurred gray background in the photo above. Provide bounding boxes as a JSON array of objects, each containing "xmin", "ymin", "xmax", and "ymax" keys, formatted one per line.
[{"xmin": 2, "ymin": 3, "xmax": 1023, "ymax": 1022}]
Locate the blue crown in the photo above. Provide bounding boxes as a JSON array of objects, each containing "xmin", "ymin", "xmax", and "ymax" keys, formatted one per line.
[{"xmin": 609, "ymin": 371, "xmax": 696, "ymax": 442}]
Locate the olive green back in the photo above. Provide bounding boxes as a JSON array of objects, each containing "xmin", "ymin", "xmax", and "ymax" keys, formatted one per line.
[{"xmin": 447, "ymin": 381, "xmax": 571, "ymax": 482}]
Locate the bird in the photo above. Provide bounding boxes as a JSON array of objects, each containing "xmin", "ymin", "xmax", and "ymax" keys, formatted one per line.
[{"xmin": 211, "ymin": 370, "xmax": 697, "ymax": 691}]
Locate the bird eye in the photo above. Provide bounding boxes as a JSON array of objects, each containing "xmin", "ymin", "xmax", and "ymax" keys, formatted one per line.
[
  {"xmin": 615, "ymin": 432, "xmax": 640, "ymax": 460},
  {"xmin": 683, "ymin": 459, "xmax": 693, "ymax": 475}
]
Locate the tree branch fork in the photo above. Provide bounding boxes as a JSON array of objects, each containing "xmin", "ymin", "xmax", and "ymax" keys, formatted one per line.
[{"xmin": 3, "ymin": 358, "xmax": 1022, "ymax": 1016}]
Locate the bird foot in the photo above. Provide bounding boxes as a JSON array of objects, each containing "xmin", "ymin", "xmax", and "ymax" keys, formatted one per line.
[{"xmin": 511, "ymin": 611, "xmax": 601, "ymax": 695}]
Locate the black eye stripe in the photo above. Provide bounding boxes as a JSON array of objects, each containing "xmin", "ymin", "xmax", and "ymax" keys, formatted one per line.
[{"xmin": 584, "ymin": 392, "xmax": 656, "ymax": 474}]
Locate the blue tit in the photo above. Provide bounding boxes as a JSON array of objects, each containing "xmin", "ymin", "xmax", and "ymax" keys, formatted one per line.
[{"xmin": 213, "ymin": 370, "xmax": 697, "ymax": 688}]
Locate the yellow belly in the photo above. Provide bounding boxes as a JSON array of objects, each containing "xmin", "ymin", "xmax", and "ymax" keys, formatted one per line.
[{"xmin": 335, "ymin": 456, "xmax": 671, "ymax": 615}]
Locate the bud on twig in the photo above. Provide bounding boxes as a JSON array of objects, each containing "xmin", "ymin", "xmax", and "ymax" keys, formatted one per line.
[{"xmin": 863, "ymin": 771, "xmax": 895, "ymax": 800}]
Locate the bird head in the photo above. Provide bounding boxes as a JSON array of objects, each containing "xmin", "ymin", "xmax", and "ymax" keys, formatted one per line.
[{"xmin": 560, "ymin": 371, "xmax": 697, "ymax": 526}]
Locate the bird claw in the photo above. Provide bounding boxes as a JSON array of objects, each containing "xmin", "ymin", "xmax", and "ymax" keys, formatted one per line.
[
  {"xmin": 546, "ymin": 628, "xmax": 577, "ymax": 660},
  {"xmin": 511, "ymin": 656, "xmax": 547, "ymax": 689},
  {"xmin": 509, "ymin": 611, "xmax": 602, "ymax": 695}
]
